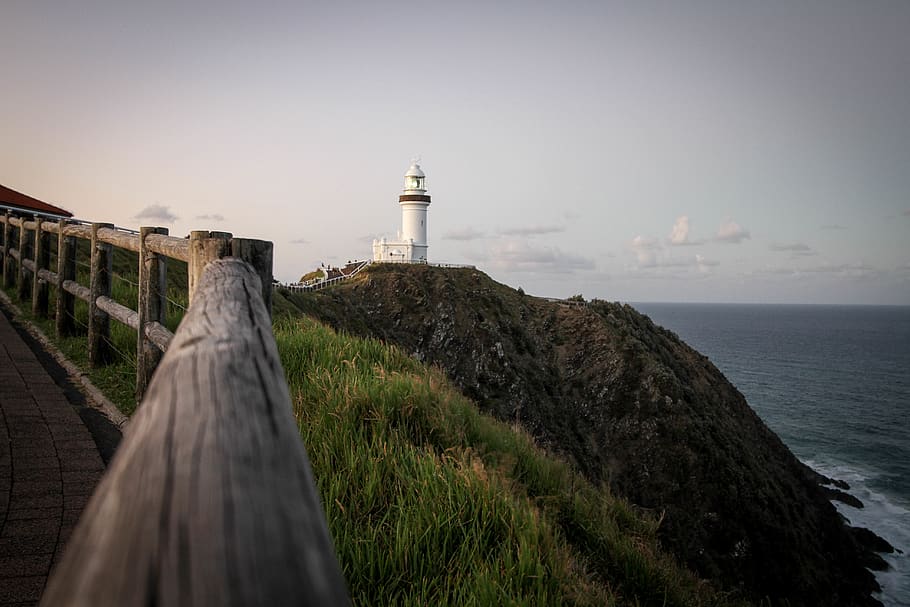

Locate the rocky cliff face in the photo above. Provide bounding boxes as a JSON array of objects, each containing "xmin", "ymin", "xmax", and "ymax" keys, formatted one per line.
[{"xmin": 281, "ymin": 264, "xmax": 882, "ymax": 606}]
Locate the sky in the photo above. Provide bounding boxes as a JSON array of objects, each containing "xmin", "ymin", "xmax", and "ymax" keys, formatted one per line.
[{"xmin": 2, "ymin": 0, "xmax": 909, "ymax": 304}]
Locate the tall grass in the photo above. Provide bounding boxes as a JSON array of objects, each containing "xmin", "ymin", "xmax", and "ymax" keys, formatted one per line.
[{"xmin": 276, "ymin": 315, "xmax": 738, "ymax": 606}]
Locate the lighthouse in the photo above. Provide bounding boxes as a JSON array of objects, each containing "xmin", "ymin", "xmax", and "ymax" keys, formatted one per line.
[{"xmin": 373, "ymin": 160, "xmax": 432, "ymax": 263}]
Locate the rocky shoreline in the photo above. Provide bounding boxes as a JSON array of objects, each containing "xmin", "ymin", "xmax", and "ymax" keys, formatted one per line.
[{"xmin": 809, "ymin": 466, "xmax": 899, "ymax": 575}]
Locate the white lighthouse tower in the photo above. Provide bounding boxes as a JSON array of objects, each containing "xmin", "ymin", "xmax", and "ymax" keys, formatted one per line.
[
  {"xmin": 373, "ymin": 160, "xmax": 432, "ymax": 263},
  {"xmin": 399, "ymin": 161, "xmax": 430, "ymax": 261}
]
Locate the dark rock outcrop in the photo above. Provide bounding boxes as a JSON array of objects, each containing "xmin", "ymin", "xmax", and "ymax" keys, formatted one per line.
[{"xmin": 280, "ymin": 264, "xmax": 884, "ymax": 606}]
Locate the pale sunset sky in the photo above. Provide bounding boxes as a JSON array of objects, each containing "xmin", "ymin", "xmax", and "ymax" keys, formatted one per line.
[{"xmin": 2, "ymin": 1, "xmax": 909, "ymax": 304}]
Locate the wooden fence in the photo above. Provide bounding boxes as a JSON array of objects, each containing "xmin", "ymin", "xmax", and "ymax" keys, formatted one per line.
[
  {"xmin": 0, "ymin": 211, "xmax": 273, "ymax": 401},
  {"xmin": 1, "ymin": 210, "xmax": 349, "ymax": 604}
]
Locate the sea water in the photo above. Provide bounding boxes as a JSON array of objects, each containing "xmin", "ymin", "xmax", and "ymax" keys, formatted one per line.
[{"xmin": 633, "ymin": 303, "xmax": 910, "ymax": 607}]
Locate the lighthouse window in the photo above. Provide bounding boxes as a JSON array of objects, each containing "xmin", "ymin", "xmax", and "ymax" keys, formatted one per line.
[{"xmin": 421, "ymin": 220, "xmax": 424, "ymax": 226}]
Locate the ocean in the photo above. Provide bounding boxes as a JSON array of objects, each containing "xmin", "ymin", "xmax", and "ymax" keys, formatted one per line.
[{"xmin": 633, "ymin": 303, "xmax": 910, "ymax": 607}]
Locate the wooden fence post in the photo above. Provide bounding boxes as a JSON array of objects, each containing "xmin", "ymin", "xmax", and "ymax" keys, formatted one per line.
[
  {"xmin": 231, "ymin": 238, "xmax": 274, "ymax": 317},
  {"xmin": 89, "ymin": 222, "xmax": 114, "ymax": 366},
  {"xmin": 17, "ymin": 217, "xmax": 31, "ymax": 301},
  {"xmin": 137, "ymin": 226, "xmax": 168, "ymax": 401},
  {"xmin": 1, "ymin": 211, "xmax": 11, "ymax": 289},
  {"xmin": 188, "ymin": 230, "xmax": 231, "ymax": 305},
  {"xmin": 32, "ymin": 218, "xmax": 50, "ymax": 318},
  {"xmin": 56, "ymin": 220, "xmax": 76, "ymax": 336}
]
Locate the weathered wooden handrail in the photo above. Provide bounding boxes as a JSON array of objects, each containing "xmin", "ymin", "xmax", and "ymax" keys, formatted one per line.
[
  {"xmin": 144, "ymin": 320, "xmax": 172, "ymax": 353},
  {"xmin": 40, "ymin": 259, "xmax": 349, "ymax": 606},
  {"xmin": 61, "ymin": 278, "xmax": 91, "ymax": 301},
  {"xmin": 145, "ymin": 232, "xmax": 191, "ymax": 261},
  {"xmin": 0, "ymin": 211, "xmax": 274, "ymax": 403}
]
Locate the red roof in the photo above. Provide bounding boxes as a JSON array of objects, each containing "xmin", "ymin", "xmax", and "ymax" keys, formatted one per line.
[{"xmin": 1, "ymin": 184, "xmax": 73, "ymax": 218}]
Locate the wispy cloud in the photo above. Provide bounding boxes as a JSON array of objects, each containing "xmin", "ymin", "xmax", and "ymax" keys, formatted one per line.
[
  {"xmin": 695, "ymin": 254, "xmax": 718, "ymax": 273},
  {"xmin": 194, "ymin": 213, "xmax": 225, "ymax": 222},
  {"xmin": 290, "ymin": 238, "xmax": 309, "ymax": 244},
  {"xmin": 770, "ymin": 243, "xmax": 812, "ymax": 252},
  {"xmin": 821, "ymin": 224, "xmax": 847, "ymax": 230},
  {"xmin": 442, "ymin": 227, "xmax": 486, "ymax": 241},
  {"xmin": 800, "ymin": 262, "xmax": 876, "ymax": 277},
  {"xmin": 668, "ymin": 215, "xmax": 703, "ymax": 246},
  {"xmin": 716, "ymin": 218, "xmax": 750, "ymax": 243},
  {"xmin": 498, "ymin": 225, "xmax": 565, "ymax": 237},
  {"xmin": 134, "ymin": 204, "xmax": 178, "ymax": 223},
  {"xmin": 629, "ymin": 235, "xmax": 660, "ymax": 267},
  {"xmin": 752, "ymin": 262, "xmax": 877, "ymax": 279},
  {"xmin": 669, "ymin": 216, "xmax": 690, "ymax": 245},
  {"xmin": 477, "ymin": 240, "xmax": 595, "ymax": 273},
  {"xmin": 770, "ymin": 242, "xmax": 816, "ymax": 257},
  {"xmin": 625, "ymin": 228, "xmax": 720, "ymax": 278}
]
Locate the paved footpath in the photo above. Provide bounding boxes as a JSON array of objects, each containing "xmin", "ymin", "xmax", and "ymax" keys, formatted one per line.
[{"xmin": 0, "ymin": 306, "xmax": 109, "ymax": 606}]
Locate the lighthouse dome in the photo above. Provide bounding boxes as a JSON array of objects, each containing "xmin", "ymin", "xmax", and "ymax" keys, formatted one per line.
[{"xmin": 405, "ymin": 162, "xmax": 425, "ymax": 178}]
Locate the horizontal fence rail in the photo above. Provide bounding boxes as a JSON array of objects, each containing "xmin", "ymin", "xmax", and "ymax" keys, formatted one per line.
[
  {"xmin": 40, "ymin": 259, "xmax": 349, "ymax": 606},
  {"xmin": 0, "ymin": 211, "xmax": 273, "ymax": 402}
]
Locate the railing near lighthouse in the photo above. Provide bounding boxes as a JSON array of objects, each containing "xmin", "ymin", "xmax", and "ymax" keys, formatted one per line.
[{"xmin": 277, "ymin": 258, "xmax": 477, "ymax": 293}]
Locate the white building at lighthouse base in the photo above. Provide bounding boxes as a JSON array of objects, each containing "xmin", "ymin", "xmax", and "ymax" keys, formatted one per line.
[{"xmin": 372, "ymin": 236, "xmax": 427, "ymax": 263}]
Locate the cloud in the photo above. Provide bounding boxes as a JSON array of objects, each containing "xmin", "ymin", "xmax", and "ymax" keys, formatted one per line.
[
  {"xmin": 442, "ymin": 227, "xmax": 486, "ymax": 241},
  {"xmin": 770, "ymin": 242, "xmax": 816, "ymax": 257},
  {"xmin": 134, "ymin": 204, "xmax": 178, "ymax": 223},
  {"xmin": 194, "ymin": 213, "xmax": 225, "ymax": 222},
  {"xmin": 290, "ymin": 238, "xmax": 309, "ymax": 244},
  {"xmin": 716, "ymin": 219, "xmax": 750, "ymax": 243},
  {"xmin": 903, "ymin": 209, "xmax": 910, "ymax": 216},
  {"xmin": 669, "ymin": 216, "xmax": 690, "ymax": 245},
  {"xmin": 752, "ymin": 262, "xmax": 877, "ymax": 279},
  {"xmin": 770, "ymin": 243, "xmax": 811, "ymax": 252},
  {"xmin": 629, "ymin": 235, "xmax": 660, "ymax": 267},
  {"xmin": 498, "ymin": 225, "xmax": 565, "ymax": 237},
  {"xmin": 625, "ymin": 230, "xmax": 719, "ymax": 278},
  {"xmin": 668, "ymin": 215, "xmax": 703, "ymax": 246},
  {"xmin": 801, "ymin": 262, "xmax": 875, "ymax": 277},
  {"xmin": 482, "ymin": 240, "xmax": 595, "ymax": 273},
  {"xmin": 695, "ymin": 254, "xmax": 718, "ymax": 274},
  {"xmin": 821, "ymin": 224, "xmax": 847, "ymax": 230}
]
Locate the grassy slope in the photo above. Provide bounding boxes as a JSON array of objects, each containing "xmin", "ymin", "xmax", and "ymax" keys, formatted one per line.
[{"xmin": 273, "ymin": 305, "xmax": 740, "ymax": 606}]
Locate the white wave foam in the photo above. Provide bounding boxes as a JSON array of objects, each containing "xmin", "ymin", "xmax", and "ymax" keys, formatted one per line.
[{"xmin": 805, "ymin": 458, "xmax": 910, "ymax": 607}]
